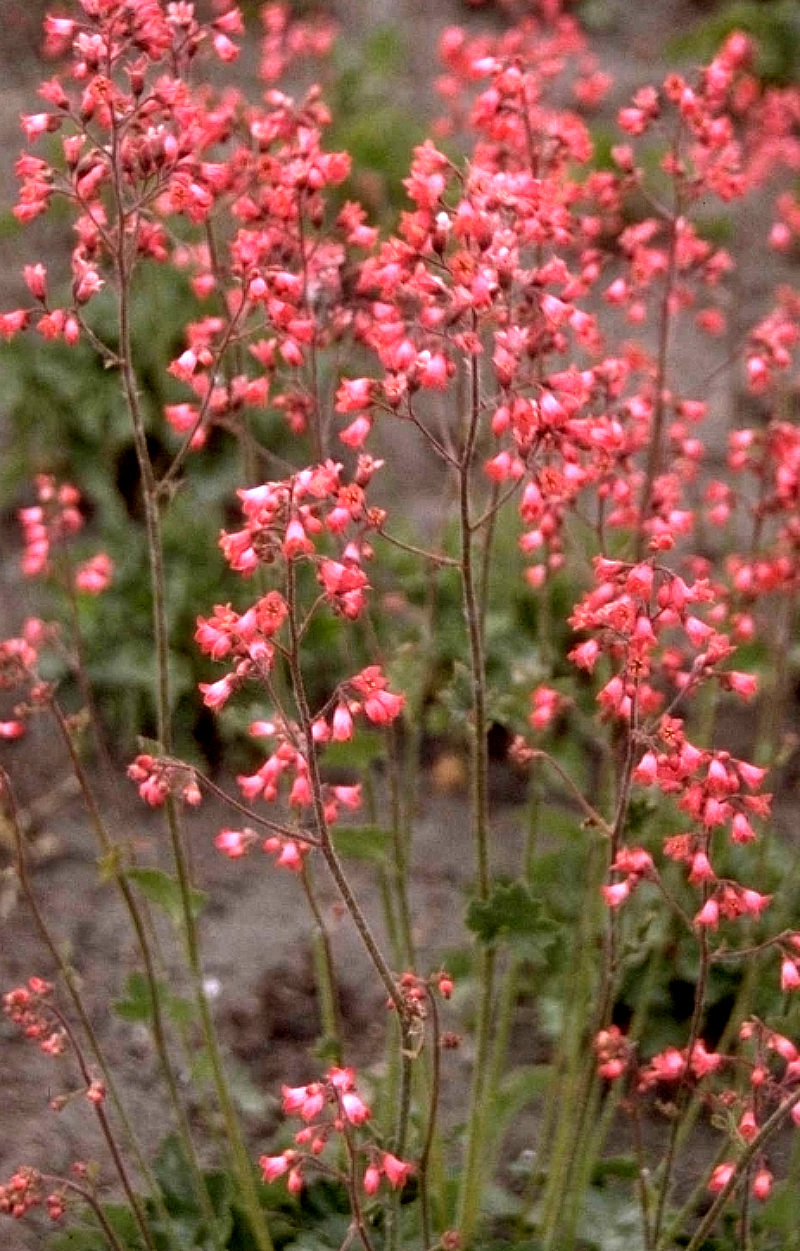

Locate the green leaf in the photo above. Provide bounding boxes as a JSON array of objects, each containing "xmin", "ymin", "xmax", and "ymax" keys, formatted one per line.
[
  {"xmin": 495, "ymin": 1065, "xmax": 554, "ymax": 1120},
  {"xmin": 321, "ymin": 730, "xmax": 386, "ymax": 772},
  {"xmin": 155, "ymin": 1134, "xmax": 206, "ymax": 1212},
  {"xmin": 113, "ymin": 971, "xmax": 155, "ymax": 1023},
  {"xmin": 112, "ymin": 970, "xmax": 195, "ymax": 1028},
  {"xmin": 49, "ymin": 1202, "xmax": 144, "ymax": 1250},
  {"xmin": 466, "ymin": 881, "xmax": 559, "ymax": 960},
  {"xmin": 127, "ymin": 866, "xmax": 206, "ymax": 927},
  {"xmin": 331, "ymin": 825, "xmax": 392, "ymax": 864}
]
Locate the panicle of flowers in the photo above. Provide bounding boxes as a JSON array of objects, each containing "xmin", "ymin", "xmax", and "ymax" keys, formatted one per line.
[
  {"xmin": 701, "ymin": 1018, "xmax": 800, "ymax": 1201},
  {"xmin": 592, "ymin": 1021, "xmax": 800, "ymax": 1205},
  {"xmin": 568, "ymin": 556, "xmax": 745, "ymax": 722},
  {"xmin": 126, "ymin": 754, "xmax": 201, "ymax": 808},
  {"xmin": 195, "ymin": 595, "xmax": 287, "ymax": 683},
  {"xmin": 8, "ymin": 0, "xmax": 361, "ymax": 453},
  {"xmin": 3, "ymin": 977, "xmax": 68, "ymax": 1056},
  {"xmin": 0, "ymin": 620, "xmax": 43, "ymax": 693},
  {"xmin": 0, "ymin": 1167, "xmax": 50, "ymax": 1221},
  {"xmin": 73, "ymin": 552, "xmax": 114, "ymax": 595},
  {"xmin": 595, "ymin": 1027, "xmax": 725, "ymax": 1089},
  {"xmin": 0, "ymin": 618, "xmax": 59, "ymax": 740},
  {"xmin": 719, "ymin": 420, "xmax": 800, "ymax": 629},
  {"xmin": 217, "ymin": 459, "xmax": 382, "ymax": 592},
  {"xmin": 17, "ymin": 475, "xmax": 114, "ymax": 596},
  {"xmin": 329, "ymin": 15, "xmax": 796, "ymax": 586},
  {"xmin": 19, "ymin": 475, "xmax": 83, "ymax": 579},
  {"xmin": 743, "ymin": 287, "xmax": 800, "ymax": 395},
  {"xmin": 260, "ymin": 1065, "xmax": 413, "ymax": 1197},
  {"xmin": 10, "ymin": 3, "xmax": 248, "ymax": 331},
  {"xmin": 258, "ymin": 3, "xmax": 336, "ymax": 83},
  {"xmin": 235, "ymin": 706, "xmax": 371, "ymax": 826},
  {"xmin": 601, "ymin": 710, "xmax": 772, "ymax": 921}
]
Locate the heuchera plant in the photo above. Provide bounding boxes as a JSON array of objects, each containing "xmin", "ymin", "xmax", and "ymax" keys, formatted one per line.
[{"xmin": 2, "ymin": 2, "xmax": 800, "ymax": 1250}]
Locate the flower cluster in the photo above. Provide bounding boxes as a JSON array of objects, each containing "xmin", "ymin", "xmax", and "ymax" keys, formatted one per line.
[
  {"xmin": 126, "ymin": 754, "xmax": 202, "ymax": 808},
  {"xmin": 219, "ymin": 459, "xmax": 383, "ymax": 579},
  {"xmin": 18, "ymin": 475, "xmax": 113, "ymax": 594},
  {"xmin": 596, "ymin": 1016, "xmax": 800, "ymax": 1203},
  {"xmin": 0, "ymin": 1167, "xmax": 65, "ymax": 1222},
  {"xmin": 705, "ymin": 1019, "xmax": 800, "ymax": 1203},
  {"xmin": 3, "ymin": 978, "xmax": 67, "ymax": 1057},
  {"xmin": 259, "ymin": 1066, "xmax": 413, "ymax": 1197},
  {"xmin": 19, "ymin": 476, "xmax": 83, "ymax": 579},
  {"xmin": 568, "ymin": 557, "xmax": 752, "ymax": 720}
]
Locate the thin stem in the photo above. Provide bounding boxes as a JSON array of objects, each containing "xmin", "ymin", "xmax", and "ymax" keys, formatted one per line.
[
  {"xmin": 341, "ymin": 1125, "xmax": 378, "ymax": 1251},
  {"xmin": 56, "ymin": 1177, "xmax": 131, "ymax": 1251},
  {"xmin": 284, "ymin": 560, "xmax": 407, "ymax": 1020},
  {"xmin": 45, "ymin": 1006, "xmax": 157, "ymax": 1251},
  {"xmin": 653, "ymin": 924, "xmax": 711, "ymax": 1247},
  {"xmin": 376, "ymin": 527, "xmax": 459, "ymax": 569},
  {"xmin": 529, "ymin": 750, "xmax": 613, "ymax": 835},
  {"xmin": 28, "ymin": 711, "xmax": 219, "ymax": 1235},
  {"xmin": 417, "ymin": 989, "xmax": 443, "ymax": 1250},
  {"xmin": 296, "ymin": 197, "xmax": 325, "ymax": 463},
  {"xmin": 456, "ymin": 322, "xmax": 496, "ymax": 1244},
  {"xmin": 0, "ymin": 771, "xmax": 157, "ymax": 1204},
  {"xmin": 634, "ymin": 136, "xmax": 683, "ymax": 561},
  {"xmin": 385, "ymin": 1048, "xmax": 414, "ymax": 1251},
  {"xmin": 301, "ymin": 859, "xmax": 343, "ymax": 1062},
  {"xmin": 110, "ymin": 128, "xmax": 274, "ymax": 1251},
  {"xmin": 385, "ymin": 720, "xmax": 415, "ymax": 967}
]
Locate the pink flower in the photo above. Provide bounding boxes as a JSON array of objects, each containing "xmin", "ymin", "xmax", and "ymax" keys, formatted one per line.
[
  {"xmin": 0, "ymin": 310, "xmax": 29, "ymax": 338},
  {"xmin": 363, "ymin": 1164, "xmax": 381, "ymax": 1195},
  {"xmin": 341, "ymin": 1091, "xmax": 371, "ymax": 1125},
  {"xmin": 23, "ymin": 264, "xmax": 47, "ymax": 301},
  {"xmin": 199, "ymin": 677, "xmax": 234, "ymax": 710},
  {"xmin": 708, "ymin": 1163, "xmax": 735, "ymax": 1193},
  {"xmin": 283, "ymin": 517, "xmax": 314, "ymax": 558},
  {"xmin": 633, "ymin": 751, "xmax": 658, "ymax": 785},
  {"xmin": 688, "ymin": 1041, "xmax": 722, "ymax": 1078},
  {"xmin": 275, "ymin": 840, "xmax": 304, "ymax": 872},
  {"xmin": 332, "ymin": 703, "xmax": 354, "ymax": 742},
  {"xmin": 20, "ymin": 113, "xmax": 58, "ymax": 142},
  {"xmin": 331, "ymin": 784, "xmax": 361, "ymax": 810},
  {"xmin": 169, "ymin": 350, "xmax": 198, "ymax": 382},
  {"xmin": 731, "ymin": 813, "xmax": 756, "ymax": 844},
  {"xmin": 415, "ymin": 351, "xmax": 449, "ymax": 389},
  {"xmin": 339, "ymin": 416, "xmax": 372, "ymax": 448},
  {"xmin": 215, "ymin": 829, "xmax": 254, "ymax": 858},
  {"xmin": 350, "ymin": 667, "xmax": 405, "ymax": 725},
  {"xmin": 363, "ymin": 689, "xmax": 405, "ymax": 725},
  {"xmin": 336, "ymin": 378, "xmax": 374, "ymax": 413},
  {"xmin": 602, "ymin": 881, "xmax": 631, "ymax": 908},
  {"xmin": 74, "ymin": 553, "xmax": 113, "ymax": 594},
  {"xmin": 695, "ymin": 898, "xmax": 719, "ymax": 929},
  {"xmin": 781, "ymin": 958, "xmax": 800, "ymax": 992},
  {"xmin": 739, "ymin": 889, "xmax": 771, "ymax": 918},
  {"xmin": 381, "ymin": 1153, "xmax": 413, "ymax": 1189},
  {"xmin": 259, "ymin": 1153, "xmax": 292, "ymax": 1183}
]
